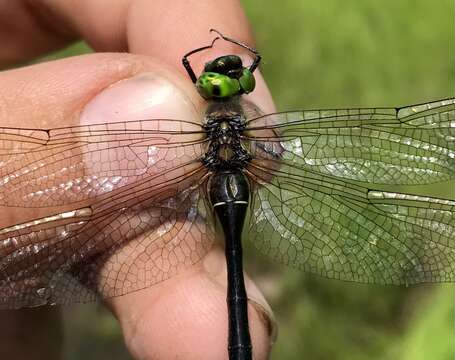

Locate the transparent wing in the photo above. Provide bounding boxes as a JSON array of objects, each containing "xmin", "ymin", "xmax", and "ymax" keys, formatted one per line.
[
  {"xmin": 245, "ymin": 97, "xmax": 455, "ymax": 185},
  {"xmin": 0, "ymin": 119, "xmax": 206, "ymax": 207},
  {"xmin": 0, "ymin": 120, "xmax": 215, "ymax": 308},
  {"xmin": 244, "ymin": 97, "xmax": 455, "ymax": 284},
  {"xmin": 246, "ymin": 161, "xmax": 455, "ymax": 284}
]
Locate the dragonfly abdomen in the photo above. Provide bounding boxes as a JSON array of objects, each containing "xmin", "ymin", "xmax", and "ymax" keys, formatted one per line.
[{"xmin": 208, "ymin": 170, "xmax": 252, "ymax": 360}]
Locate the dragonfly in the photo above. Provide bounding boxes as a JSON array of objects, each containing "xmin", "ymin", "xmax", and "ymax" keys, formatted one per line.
[{"xmin": 1, "ymin": 29, "xmax": 455, "ymax": 360}]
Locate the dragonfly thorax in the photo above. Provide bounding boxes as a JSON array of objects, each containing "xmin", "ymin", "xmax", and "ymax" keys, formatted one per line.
[
  {"xmin": 218, "ymin": 121, "xmax": 233, "ymax": 144},
  {"xmin": 202, "ymin": 100, "xmax": 251, "ymax": 171}
]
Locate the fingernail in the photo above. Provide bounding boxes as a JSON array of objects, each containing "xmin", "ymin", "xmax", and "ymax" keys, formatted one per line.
[
  {"xmin": 203, "ymin": 247, "xmax": 277, "ymax": 342},
  {"xmin": 80, "ymin": 72, "xmax": 199, "ymax": 124}
]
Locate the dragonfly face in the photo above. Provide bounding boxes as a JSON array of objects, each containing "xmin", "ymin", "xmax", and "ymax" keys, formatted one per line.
[{"xmin": 196, "ymin": 55, "xmax": 256, "ymax": 100}]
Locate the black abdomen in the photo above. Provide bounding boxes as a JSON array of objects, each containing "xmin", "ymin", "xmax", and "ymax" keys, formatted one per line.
[{"xmin": 209, "ymin": 170, "xmax": 249, "ymax": 207}]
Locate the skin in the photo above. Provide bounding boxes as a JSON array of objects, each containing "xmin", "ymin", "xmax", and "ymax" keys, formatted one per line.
[{"xmin": 0, "ymin": 1, "xmax": 276, "ymax": 359}]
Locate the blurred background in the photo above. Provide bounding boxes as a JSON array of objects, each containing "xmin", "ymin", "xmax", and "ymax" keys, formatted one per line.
[{"xmin": 9, "ymin": 0, "xmax": 455, "ymax": 359}]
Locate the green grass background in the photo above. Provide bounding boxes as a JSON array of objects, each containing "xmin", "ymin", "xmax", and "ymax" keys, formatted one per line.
[{"xmin": 35, "ymin": 0, "xmax": 455, "ymax": 359}]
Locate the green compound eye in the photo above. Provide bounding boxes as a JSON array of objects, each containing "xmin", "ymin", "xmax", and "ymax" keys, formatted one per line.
[
  {"xmin": 196, "ymin": 72, "xmax": 241, "ymax": 99},
  {"xmin": 238, "ymin": 68, "xmax": 256, "ymax": 94}
]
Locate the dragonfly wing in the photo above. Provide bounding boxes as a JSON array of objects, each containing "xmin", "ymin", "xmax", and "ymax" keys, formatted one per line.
[
  {"xmin": 0, "ymin": 118, "xmax": 213, "ymax": 308},
  {"xmin": 245, "ymin": 97, "xmax": 455, "ymax": 284},
  {"xmin": 0, "ymin": 119, "xmax": 206, "ymax": 207},
  {"xmin": 0, "ymin": 167, "xmax": 214, "ymax": 309},
  {"xmin": 246, "ymin": 161, "xmax": 455, "ymax": 284},
  {"xmin": 245, "ymin": 97, "xmax": 455, "ymax": 185}
]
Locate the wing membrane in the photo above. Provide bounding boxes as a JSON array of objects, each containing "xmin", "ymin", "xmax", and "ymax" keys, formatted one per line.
[
  {"xmin": 245, "ymin": 97, "xmax": 455, "ymax": 185},
  {"xmin": 246, "ymin": 160, "xmax": 455, "ymax": 284},
  {"xmin": 245, "ymin": 97, "xmax": 455, "ymax": 284},
  {"xmin": 3, "ymin": 96, "xmax": 455, "ymax": 305},
  {"xmin": 0, "ymin": 164, "xmax": 213, "ymax": 309},
  {"xmin": 0, "ymin": 119, "xmax": 215, "ymax": 308},
  {"xmin": 0, "ymin": 120, "xmax": 207, "ymax": 207}
]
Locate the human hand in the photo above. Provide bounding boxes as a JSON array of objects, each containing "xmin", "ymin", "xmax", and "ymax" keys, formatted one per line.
[{"xmin": 0, "ymin": 1, "xmax": 275, "ymax": 359}]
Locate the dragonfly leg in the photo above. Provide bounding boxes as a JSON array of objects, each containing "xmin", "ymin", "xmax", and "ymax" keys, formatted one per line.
[
  {"xmin": 182, "ymin": 36, "xmax": 220, "ymax": 83},
  {"xmin": 209, "ymin": 29, "xmax": 262, "ymax": 73}
]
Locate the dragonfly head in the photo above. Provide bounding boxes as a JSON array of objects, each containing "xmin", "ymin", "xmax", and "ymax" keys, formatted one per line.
[{"xmin": 196, "ymin": 55, "xmax": 255, "ymax": 100}]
